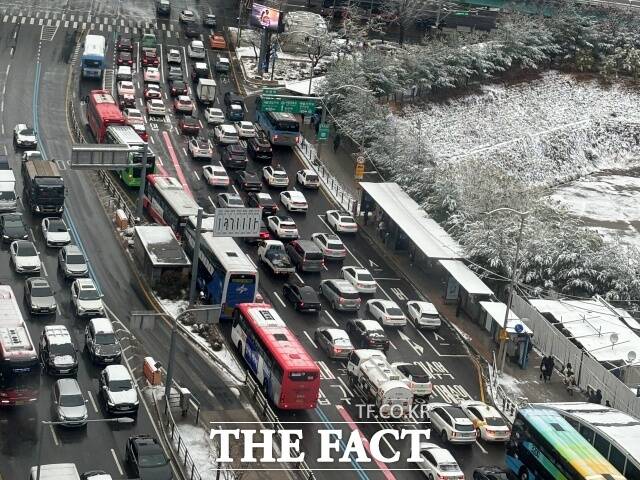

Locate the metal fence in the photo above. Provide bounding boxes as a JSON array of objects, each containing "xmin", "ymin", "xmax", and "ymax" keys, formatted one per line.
[
  {"xmin": 296, "ymin": 138, "xmax": 357, "ymax": 215},
  {"xmin": 510, "ymin": 292, "xmax": 640, "ymax": 418},
  {"xmin": 164, "ymin": 397, "xmax": 204, "ymax": 480}
]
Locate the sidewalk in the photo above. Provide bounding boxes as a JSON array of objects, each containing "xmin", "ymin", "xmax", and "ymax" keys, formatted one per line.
[{"xmin": 297, "ymin": 130, "xmax": 580, "ymax": 418}]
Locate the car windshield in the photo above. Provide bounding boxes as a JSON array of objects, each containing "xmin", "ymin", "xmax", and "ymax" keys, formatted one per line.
[
  {"xmin": 27, "ymin": 152, "xmax": 43, "ymax": 160},
  {"xmin": 357, "ymin": 273, "xmax": 374, "ymax": 281},
  {"xmin": 79, "ymin": 288, "xmax": 100, "ymax": 301},
  {"xmin": 48, "ymin": 220, "xmax": 66, "ymax": 232},
  {"xmin": 51, "ymin": 343, "xmax": 75, "ymax": 357},
  {"xmin": 109, "ymin": 379, "xmax": 132, "ymax": 391},
  {"xmin": 340, "ymin": 216, "xmax": 355, "ymax": 223},
  {"xmin": 139, "ymin": 450, "xmax": 168, "ymax": 467},
  {"xmin": 20, "ymin": 128, "xmax": 35, "ymax": 136},
  {"xmin": 486, "ymin": 416, "xmax": 507, "ymax": 426},
  {"xmin": 387, "ymin": 307, "xmax": 403, "ymax": 316},
  {"xmin": 213, "ymin": 171, "xmax": 226, "ymax": 177},
  {"xmin": 341, "ymin": 291, "xmax": 359, "ymax": 300},
  {"xmin": 0, "ymin": 191, "xmax": 16, "ymax": 200},
  {"xmin": 67, "ymin": 253, "xmax": 85, "ymax": 265},
  {"xmin": 440, "ymin": 463, "xmax": 460, "ymax": 473},
  {"xmin": 31, "ymin": 285, "xmax": 52, "ymax": 297},
  {"xmin": 228, "ymin": 198, "xmax": 243, "ymax": 206},
  {"xmin": 456, "ymin": 423, "xmax": 475, "ymax": 432},
  {"xmin": 334, "ymin": 338, "xmax": 351, "ymax": 346},
  {"xmin": 17, "ymin": 243, "xmax": 37, "ymax": 256},
  {"xmin": 4, "ymin": 217, "xmax": 23, "ymax": 227},
  {"xmin": 96, "ymin": 332, "xmax": 116, "ymax": 345},
  {"xmin": 129, "ymin": 111, "xmax": 142, "ymax": 118},
  {"xmin": 274, "ymin": 172, "xmax": 288, "ymax": 179},
  {"xmin": 327, "ymin": 241, "xmax": 343, "ymax": 249},
  {"xmin": 60, "ymin": 393, "xmax": 84, "ymax": 407}
]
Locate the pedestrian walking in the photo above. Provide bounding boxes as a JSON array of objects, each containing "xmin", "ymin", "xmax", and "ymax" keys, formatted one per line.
[
  {"xmin": 544, "ymin": 356, "xmax": 555, "ymax": 382},
  {"xmin": 605, "ymin": 400, "xmax": 611, "ymax": 407},
  {"xmin": 539, "ymin": 357, "xmax": 548, "ymax": 382},
  {"xmin": 333, "ymin": 133, "xmax": 341, "ymax": 152},
  {"xmin": 377, "ymin": 220, "xmax": 385, "ymax": 239}
]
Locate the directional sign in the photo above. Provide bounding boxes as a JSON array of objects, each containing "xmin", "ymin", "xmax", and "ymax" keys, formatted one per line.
[
  {"xmin": 263, "ymin": 87, "xmax": 278, "ymax": 95},
  {"xmin": 70, "ymin": 144, "xmax": 132, "ymax": 170},
  {"xmin": 259, "ymin": 97, "xmax": 317, "ymax": 114},
  {"xmin": 213, "ymin": 208, "xmax": 262, "ymax": 237},
  {"xmin": 318, "ymin": 123, "xmax": 330, "ymax": 141}
]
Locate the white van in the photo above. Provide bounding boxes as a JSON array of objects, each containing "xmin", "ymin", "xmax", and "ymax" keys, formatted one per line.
[
  {"xmin": 187, "ymin": 40, "xmax": 206, "ymax": 59},
  {"xmin": 116, "ymin": 65, "xmax": 132, "ymax": 81},
  {"xmin": 0, "ymin": 170, "xmax": 17, "ymax": 212},
  {"xmin": 30, "ymin": 463, "xmax": 80, "ymax": 480}
]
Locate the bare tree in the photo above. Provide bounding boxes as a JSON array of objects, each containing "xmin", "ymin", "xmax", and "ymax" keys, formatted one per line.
[
  {"xmin": 383, "ymin": 0, "xmax": 433, "ymax": 45},
  {"xmin": 306, "ymin": 34, "xmax": 336, "ymax": 95}
]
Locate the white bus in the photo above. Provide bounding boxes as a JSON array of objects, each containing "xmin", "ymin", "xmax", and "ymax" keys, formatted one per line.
[
  {"xmin": 81, "ymin": 34, "xmax": 106, "ymax": 79},
  {"xmin": 144, "ymin": 175, "xmax": 200, "ymax": 238}
]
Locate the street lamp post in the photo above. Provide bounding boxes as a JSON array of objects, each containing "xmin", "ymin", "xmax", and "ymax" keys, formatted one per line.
[
  {"xmin": 36, "ymin": 417, "xmax": 134, "ymax": 480},
  {"xmin": 135, "ymin": 141, "xmax": 149, "ymax": 221},
  {"xmin": 483, "ymin": 207, "xmax": 529, "ymax": 374}
]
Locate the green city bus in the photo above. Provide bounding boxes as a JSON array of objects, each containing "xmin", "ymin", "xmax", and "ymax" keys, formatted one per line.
[
  {"xmin": 506, "ymin": 407, "xmax": 626, "ymax": 480},
  {"xmin": 104, "ymin": 125, "xmax": 155, "ymax": 187}
]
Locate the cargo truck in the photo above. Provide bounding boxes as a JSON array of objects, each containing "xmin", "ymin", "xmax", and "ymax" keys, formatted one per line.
[
  {"xmin": 0, "ymin": 170, "xmax": 17, "ymax": 212},
  {"xmin": 195, "ymin": 78, "xmax": 217, "ymax": 106},
  {"xmin": 22, "ymin": 160, "xmax": 65, "ymax": 214}
]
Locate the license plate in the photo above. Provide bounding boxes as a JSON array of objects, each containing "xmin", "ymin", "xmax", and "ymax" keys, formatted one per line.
[{"xmin": 14, "ymin": 401, "xmax": 24, "ymax": 406}]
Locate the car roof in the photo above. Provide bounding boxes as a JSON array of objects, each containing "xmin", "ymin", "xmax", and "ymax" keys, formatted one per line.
[
  {"xmin": 220, "ymin": 124, "xmax": 236, "ymax": 132},
  {"xmin": 462, "ymin": 401, "xmax": 500, "ymax": 417},
  {"xmin": 28, "ymin": 277, "xmax": 50, "ymax": 287},
  {"xmin": 57, "ymin": 378, "xmax": 82, "ymax": 395},
  {"xmin": 285, "ymin": 190, "xmax": 306, "ymax": 199},
  {"xmin": 90, "ymin": 317, "xmax": 114, "ymax": 333},
  {"xmin": 177, "ymin": 95, "xmax": 191, "ymax": 101},
  {"xmin": 256, "ymin": 192, "xmax": 272, "ymax": 200},
  {"xmin": 325, "ymin": 278, "xmax": 357, "ymax": 291},
  {"xmin": 105, "ymin": 364, "xmax": 131, "ymax": 381},
  {"xmin": 323, "ymin": 328, "xmax": 349, "ymax": 339},
  {"xmin": 76, "ymin": 278, "xmax": 97, "ymax": 289},
  {"xmin": 410, "ymin": 301, "xmax": 438, "ymax": 314},
  {"xmin": 360, "ymin": 319, "xmax": 384, "ymax": 330},
  {"xmin": 14, "ymin": 239, "xmax": 35, "ymax": 248}
]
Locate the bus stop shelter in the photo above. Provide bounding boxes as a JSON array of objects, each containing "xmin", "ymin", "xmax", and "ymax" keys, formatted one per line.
[
  {"xmin": 133, "ymin": 226, "xmax": 191, "ymax": 290},
  {"xmin": 439, "ymin": 259, "xmax": 495, "ymax": 318},
  {"xmin": 480, "ymin": 300, "xmax": 532, "ymax": 368}
]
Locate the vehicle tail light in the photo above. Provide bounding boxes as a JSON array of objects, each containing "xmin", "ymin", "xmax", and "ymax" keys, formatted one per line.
[
  {"xmin": 333, "ymin": 347, "xmax": 342, "ymax": 354},
  {"xmin": 321, "ymin": 261, "xmax": 325, "ymax": 267},
  {"xmin": 339, "ymin": 297, "xmax": 345, "ymax": 304},
  {"xmin": 299, "ymin": 302, "xmax": 304, "ymax": 307}
]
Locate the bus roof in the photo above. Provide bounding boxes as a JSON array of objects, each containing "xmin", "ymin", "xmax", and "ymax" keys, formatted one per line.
[
  {"xmin": 0, "ymin": 286, "xmax": 35, "ymax": 360},
  {"xmin": 83, "ymin": 35, "xmax": 106, "ymax": 57},
  {"xmin": 200, "ymin": 235, "xmax": 257, "ymax": 274},
  {"xmin": 147, "ymin": 175, "xmax": 200, "ymax": 217},
  {"xmin": 520, "ymin": 407, "xmax": 625, "ymax": 478},
  {"xmin": 106, "ymin": 125, "xmax": 145, "ymax": 146},
  {"xmin": 266, "ymin": 111, "xmax": 298, "ymax": 122},
  {"xmin": 89, "ymin": 90, "xmax": 124, "ymax": 123},
  {"xmin": 239, "ymin": 303, "xmax": 318, "ymax": 371}
]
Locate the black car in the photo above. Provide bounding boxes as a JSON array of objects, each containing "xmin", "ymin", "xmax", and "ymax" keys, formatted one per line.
[
  {"xmin": 283, "ymin": 283, "xmax": 322, "ymax": 312},
  {"xmin": 125, "ymin": 435, "xmax": 172, "ymax": 480},
  {"xmin": 116, "ymin": 36, "xmax": 133, "ymax": 52},
  {"xmin": 223, "ymin": 91, "xmax": 245, "ymax": 109},
  {"xmin": 178, "ymin": 116, "xmax": 200, "ymax": 136},
  {"xmin": 247, "ymin": 192, "xmax": 278, "ymax": 217},
  {"xmin": 203, "ymin": 14, "xmax": 217, "ymax": 27},
  {"xmin": 235, "ymin": 170, "xmax": 262, "ymax": 191},
  {"xmin": 473, "ymin": 466, "xmax": 509, "ymax": 480},
  {"xmin": 39, "ymin": 325, "xmax": 79, "ymax": 376},
  {"xmin": 184, "ymin": 23, "xmax": 200, "ymax": 38},
  {"xmin": 0, "ymin": 213, "xmax": 28, "ymax": 242},
  {"xmin": 156, "ymin": 0, "xmax": 171, "ymax": 16},
  {"xmin": 191, "ymin": 62, "xmax": 210, "ymax": 83},
  {"xmin": 168, "ymin": 79, "xmax": 188, "ymax": 97},
  {"xmin": 220, "ymin": 143, "xmax": 248, "ymax": 169},
  {"xmin": 247, "ymin": 128, "xmax": 273, "ymax": 162},
  {"xmin": 346, "ymin": 319, "xmax": 390, "ymax": 352}
]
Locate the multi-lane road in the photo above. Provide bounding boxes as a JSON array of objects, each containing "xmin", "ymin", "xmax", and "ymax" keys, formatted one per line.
[{"xmin": 0, "ymin": 0, "xmax": 508, "ymax": 478}]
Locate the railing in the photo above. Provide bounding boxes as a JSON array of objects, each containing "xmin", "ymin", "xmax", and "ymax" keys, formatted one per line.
[
  {"xmin": 245, "ymin": 374, "xmax": 315, "ymax": 480},
  {"xmin": 164, "ymin": 397, "xmax": 204, "ymax": 480},
  {"xmin": 97, "ymin": 170, "xmax": 138, "ymax": 228},
  {"xmin": 295, "ymin": 138, "xmax": 358, "ymax": 215}
]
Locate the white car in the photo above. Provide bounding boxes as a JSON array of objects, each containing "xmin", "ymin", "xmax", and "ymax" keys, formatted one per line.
[
  {"xmin": 71, "ymin": 278, "xmax": 105, "ymax": 318},
  {"xmin": 217, "ymin": 193, "xmax": 244, "ymax": 208},
  {"xmin": 213, "ymin": 124, "xmax": 240, "ymax": 144},
  {"xmin": 203, "ymin": 164, "xmax": 230, "ymax": 187},
  {"xmin": 326, "ymin": 210, "xmax": 358, "ymax": 233},
  {"xmin": 460, "ymin": 400, "xmax": 510, "ymax": 442},
  {"xmin": 234, "ymin": 121, "xmax": 256, "ymax": 138},
  {"xmin": 167, "ymin": 48, "xmax": 181, "ymax": 64},
  {"xmin": 262, "ymin": 165, "xmax": 289, "ymax": 188},
  {"xmin": 10, "ymin": 240, "xmax": 41, "ymax": 273},
  {"xmin": 174, "ymin": 95, "xmax": 195, "ymax": 114},
  {"xmin": 407, "ymin": 300, "xmax": 442, "ymax": 330},
  {"xmin": 296, "ymin": 169, "xmax": 320, "ymax": 189},
  {"xmin": 267, "ymin": 215, "xmax": 299, "ymax": 240},
  {"xmin": 144, "ymin": 83, "xmax": 162, "ymax": 100},
  {"xmin": 427, "ymin": 403, "xmax": 477, "ymax": 444},
  {"xmin": 117, "ymin": 81, "xmax": 135, "ymax": 97},
  {"xmin": 179, "ymin": 9, "xmax": 196, "ymax": 22},
  {"xmin": 341, "ymin": 266, "xmax": 377, "ymax": 294},
  {"xmin": 413, "ymin": 443, "xmax": 465, "ymax": 480},
  {"xmin": 311, "ymin": 232, "xmax": 346, "ymax": 260},
  {"xmin": 13, "ymin": 124, "xmax": 37, "ymax": 148},
  {"xmin": 205, "ymin": 107, "xmax": 225, "ymax": 125},
  {"xmin": 41, "ymin": 217, "xmax": 71, "ymax": 247},
  {"xmin": 143, "ymin": 67, "xmax": 160, "ymax": 83},
  {"xmin": 392, "ymin": 362, "xmax": 433, "ymax": 399},
  {"xmin": 146, "ymin": 99, "xmax": 166, "ymax": 116},
  {"xmin": 124, "ymin": 108, "xmax": 144, "ymax": 125},
  {"xmin": 188, "ymin": 137, "xmax": 213, "ymax": 159},
  {"xmin": 22, "ymin": 150, "xmax": 43, "ymax": 162},
  {"xmin": 187, "ymin": 40, "xmax": 206, "ymax": 59},
  {"xmin": 280, "ymin": 191, "xmax": 308, "ymax": 213},
  {"xmin": 366, "ymin": 299, "xmax": 407, "ymax": 326},
  {"xmin": 116, "ymin": 65, "xmax": 132, "ymax": 80}
]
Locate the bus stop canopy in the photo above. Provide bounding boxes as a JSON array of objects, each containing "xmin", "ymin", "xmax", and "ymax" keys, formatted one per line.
[
  {"xmin": 439, "ymin": 259, "xmax": 494, "ymax": 296},
  {"xmin": 480, "ymin": 301, "xmax": 532, "ymax": 334},
  {"xmin": 360, "ymin": 182, "xmax": 464, "ymax": 260}
]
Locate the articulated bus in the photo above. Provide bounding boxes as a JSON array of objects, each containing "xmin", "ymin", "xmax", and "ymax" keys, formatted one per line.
[
  {"xmin": 255, "ymin": 98, "xmax": 301, "ymax": 147},
  {"xmin": 105, "ymin": 125, "xmax": 156, "ymax": 187},
  {"xmin": 0, "ymin": 286, "xmax": 39, "ymax": 406},
  {"xmin": 87, "ymin": 90, "xmax": 126, "ymax": 143},
  {"xmin": 81, "ymin": 34, "xmax": 107, "ymax": 79},
  {"xmin": 144, "ymin": 175, "xmax": 200, "ymax": 238},
  {"xmin": 184, "ymin": 224, "xmax": 258, "ymax": 319},
  {"xmin": 507, "ymin": 407, "xmax": 627, "ymax": 480},
  {"xmin": 231, "ymin": 303, "xmax": 320, "ymax": 409}
]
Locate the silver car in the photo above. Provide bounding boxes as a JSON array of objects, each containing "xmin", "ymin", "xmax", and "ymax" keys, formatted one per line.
[
  {"xmin": 315, "ymin": 327, "xmax": 354, "ymax": 359},
  {"xmin": 10, "ymin": 240, "xmax": 41, "ymax": 273},
  {"xmin": 52, "ymin": 378, "xmax": 88, "ymax": 427},
  {"xmin": 24, "ymin": 277, "xmax": 57, "ymax": 315},
  {"xmin": 99, "ymin": 365, "xmax": 139, "ymax": 416},
  {"xmin": 58, "ymin": 245, "xmax": 89, "ymax": 279},
  {"xmin": 320, "ymin": 279, "xmax": 362, "ymax": 312}
]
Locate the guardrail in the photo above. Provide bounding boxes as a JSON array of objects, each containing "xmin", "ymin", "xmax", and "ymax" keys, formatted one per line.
[
  {"xmin": 97, "ymin": 170, "xmax": 138, "ymax": 228},
  {"xmin": 164, "ymin": 397, "xmax": 205, "ymax": 480},
  {"xmin": 245, "ymin": 374, "xmax": 315, "ymax": 480},
  {"xmin": 295, "ymin": 138, "xmax": 357, "ymax": 215}
]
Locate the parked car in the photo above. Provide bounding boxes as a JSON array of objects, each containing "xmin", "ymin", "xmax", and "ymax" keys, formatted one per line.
[
  {"xmin": 266, "ymin": 214, "xmax": 298, "ymax": 240},
  {"xmin": 125, "ymin": 435, "xmax": 172, "ymax": 479},
  {"xmin": 0, "ymin": 213, "xmax": 28, "ymax": 242},
  {"xmin": 315, "ymin": 327, "xmax": 353, "ymax": 359},
  {"xmin": 247, "ymin": 192, "xmax": 278, "ymax": 217},
  {"xmin": 320, "ymin": 279, "xmax": 361, "ymax": 311},
  {"xmin": 326, "ymin": 209, "xmax": 358, "ymax": 233},
  {"xmin": 235, "ymin": 170, "xmax": 262, "ymax": 192},
  {"xmin": 366, "ymin": 299, "xmax": 407, "ymax": 327},
  {"xmin": 178, "ymin": 116, "xmax": 200, "ymax": 135},
  {"xmin": 202, "ymin": 163, "xmax": 230, "ymax": 187},
  {"xmin": 296, "ymin": 169, "xmax": 320, "ymax": 189},
  {"xmin": 52, "ymin": 379, "xmax": 88, "ymax": 427},
  {"xmin": 24, "ymin": 277, "xmax": 57, "ymax": 315},
  {"xmin": 85, "ymin": 317, "xmax": 122, "ymax": 365},
  {"xmin": 99, "ymin": 364, "xmax": 138, "ymax": 415},
  {"xmin": 460, "ymin": 400, "xmax": 510, "ymax": 442},
  {"xmin": 412, "ymin": 443, "xmax": 465, "ymax": 480},
  {"xmin": 346, "ymin": 319, "xmax": 389, "ymax": 352},
  {"xmin": 283, "ymin": 283, "xmax": 322, "ymax": 312},
  {"xmin": 58, "ymin": 244, "xmax": 89, "ymax": 279},
  {"xmin": 311, "ymin": 232, "xmax": 346, "ymax": 260},
  {"xmin": 70, "ymin": 278, "xmax": 104, "ymax": 318},
  {"xmin": 341, "ymin": 266, "xmax": 377, "ymax": 294},
  {"xmin": 10, "ymin": 240, "xmax": 41, "ymax": 273},
  {"xmin": 280, "ymin": 190, "xmax": 308, "ymax": 213},
  {"xmin": 407, "ymin": 300, "xmax": 442, "ymax": 330},
  {"xmin": 41, "ymin": 217, "xmax": 71, "ymax": 247},
  {"xmin": 217, "ymin": 193, "xmax": 244, "ymax": 208},
  {"xmin": 427, "ymin": 402, "xmax": 477, "ymax": 444}
]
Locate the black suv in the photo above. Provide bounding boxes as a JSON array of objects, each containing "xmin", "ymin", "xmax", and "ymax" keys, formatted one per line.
[
  {"xmin": 346, "ymin": 319, "xmax": 389, "ymax": 352},
  {"xmin": 156, "ymin": 0, "xmax": 171, "ymax": 16},
  {"xmin": 235, "ymin": 170, "xmax": 262, "ymax": 191},
  {"xmin": 247, "ymin": 192, "xmax": 278, "ymax": 217},
  {"xmin": 168, "ymin": 79, "xmax": 188, "ymax": 97},
  {"xmin": 39, "ymin": 325, "xmax": 78, "ymax": 376},
  {"xmin": 220, "ymin": 143, "xmax": 248, "ymax": 169},
  {"xmin": 85, "ymin": 317, "xmax": 122, "ymax": 365},
  {"xmin": 125, "ymin": 435, "xmax": 172, "ymax": 480},
  {"xmin": 282, "ymin": 283, "xmax": 322, "ymax": 312},
  {"xmin": 247, "ymin": 128, "xmax": 273, "ymax": 162},
  {"xmin": 191, "ymin": 62, "xmax": 210, "ymax": 82},
  {"xmin": 0, "ymin": 213, "xmax": 28, "ymax": 242}
]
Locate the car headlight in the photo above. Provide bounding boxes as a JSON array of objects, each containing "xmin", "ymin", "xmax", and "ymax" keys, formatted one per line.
[
  {"xmin": 77, "ymin": 305, "xmax": 86, "ymax": 312},
  {"xmin": 2, "ymin": 235, "xmax": 8, "ymax": 239},
  {"xmin": 107, "ymin": 398, "xmax": 115, "ymax": 407}
]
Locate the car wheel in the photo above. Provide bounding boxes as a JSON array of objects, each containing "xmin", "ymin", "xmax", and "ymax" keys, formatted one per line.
[
  {"xmin": 440, "ymin": 430, "xmax": 448, "ymax": 442},
  {"xmin": 518, "ymin": 469, "xmax": 529, "ymax": 480}
]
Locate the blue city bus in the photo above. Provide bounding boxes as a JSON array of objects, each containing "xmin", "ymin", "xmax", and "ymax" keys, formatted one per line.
[
  {"xmin": 184, "ymin": 220, "xmax": 259, "ymax": 319},
  {"xmin": 81, "ymin": 34, "xmax": 106, "ymax": 79},
  {"xmin": 255, "ymin": 99, "xmax": 301, "ymax": 147}
]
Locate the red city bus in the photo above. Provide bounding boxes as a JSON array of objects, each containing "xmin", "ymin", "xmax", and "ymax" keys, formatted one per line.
[
  {"xmin": 231, "ymin": 303, "xmax": 320, "ymax": 409},
  {"xmin": 87, "ymin": 89, "xmax": 126, "ymax": 143},
  {"xmin": 0, "ymin": 286, "xmax": 39, "ymax": 406},
  {"xmin": 144, "ymin": 175, "xmax": 200, "ymax": 238}
]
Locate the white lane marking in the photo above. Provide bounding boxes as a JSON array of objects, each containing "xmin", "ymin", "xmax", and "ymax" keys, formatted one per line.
[
  {"xmin": 324, "ymin": 311, "xmax": 339, "ymax": 327},
  {"xmin": 194, "ymin": 171, "xmax": 200, "ymax": 180},
  {"xmin": 273, "ymin": 291, "xmax": 286, "ymax": 307},
  {"xmin": 337, "ymin": 376, "xmax": 354, "ymax": 397},
  {"xmin": 303, "ymin": 331, "xmax": 317, "ymax": 349},
  {"xmin": 208, "ymin": 196, "xmax": 215, "ymax": 207},
  {"xmin": 111, "ymin": 448, "xmax": 124, "ymax": 476},
  {"xmin": 41, "ymin": 261, "xmax": 48, "ymax": 277},
  {"xmin": 231, "ymin": 184, "xmax": 239, "ymax": 195},
  {"xmin": 87, "ymin": 390, "xmax": 98, "ymax": 413},
  {"xmin": 388, "ymin": 340, "xmax": 397, "ymax": 350},
  {"xmin": 375, "ymin": 278, "xmax": 401, "ymax": 281},
  {"xmin": 475, "ymin": 440, "xmax": 488, "ymax": 454},
  {"xmin": 294, "ymin": 272, "xmax": 304, "ymax": 283},
  {"xmin": 182, "ymin": 147, "xmax": 187, "ymax": 156},
  {"xmin": 49, "ymin": 424, "xmax": 60, "ymax": 446},
  {"xmin": 149, "ymin": 135, "xmax": 155, "ymax": 144}
]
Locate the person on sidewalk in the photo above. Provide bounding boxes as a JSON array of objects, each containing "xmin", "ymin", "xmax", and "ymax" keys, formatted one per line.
[
  {"xmin": 589, "ymin": 389, "xmax": 603, "ymax": 404},
  {"xmin": 377, "ymin": 220, "xmax": 385, "ymax": 239},
  {"xmin": 540, "ymin": 357, "xmax": 548, "ymax": 382},
  {"xmin": 544, "ymin": 356, "xmax": 555, "ymax": 382},
  {"xmin": 562, "ymin": 363, "xmax": 578, "ymax": 395},
  {"xmin": 333, "ymin": 133, "xmax": 341, "ymax": 152}
]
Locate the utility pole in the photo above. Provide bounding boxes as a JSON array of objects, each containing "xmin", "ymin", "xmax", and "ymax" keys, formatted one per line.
[{"xmin": 135, "ymin": 142, "xmax": 149, "ymax": 221}]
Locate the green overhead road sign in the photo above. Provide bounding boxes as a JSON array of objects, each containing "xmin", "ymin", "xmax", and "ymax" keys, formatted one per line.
[
  {"xmin": 262, "ymin": 88, "xmax": 278, "ymax": 95},
  {"xmin": 318, "ymin": 123, "xmax": 330, "ymax": 141},
  {"xmin": 259, "ymin": 97, "xmax": 317, "ymax": 115}
]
